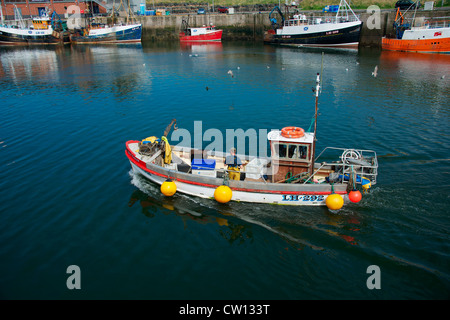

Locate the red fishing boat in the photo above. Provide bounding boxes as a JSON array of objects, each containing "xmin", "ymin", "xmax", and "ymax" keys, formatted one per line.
[{"xmin": 179, "ymin": 19, "xmax": 222, "ymax": 42}]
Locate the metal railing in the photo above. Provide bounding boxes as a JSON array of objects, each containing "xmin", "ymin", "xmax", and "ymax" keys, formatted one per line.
[
  {"xmin": 310, "ymin": 147, "xmax": 378, "ymax": 186},
  {"xmin": 283, "ymin": 14, "xmax": 360, "ymax": 27}
]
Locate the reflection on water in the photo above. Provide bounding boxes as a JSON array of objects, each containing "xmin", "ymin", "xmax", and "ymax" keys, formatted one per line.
[
  {"xmin": 0, "ymin": 44, "xmax": 147, "ymax": 103},
  {"xmin": 129, "ymin": 170, "xmax": 364, "ymax": 249},
  {"xmin": 380, "ymin": 50, "xmax": 450, "ymax": 74},
  {"xmin": 179, "ymin": 41, "xmax": 223, "ymax": 54},
  {"xmin": 379, "ymin": 50, "xmax": 450, "ymax": 100},
  {"xmin": 0, "ymin": 47, "xmax": 60, "ymax": 83},
  {"xmin": 128, "ymin": 172, "xmax": 253, "ymax": 245}
]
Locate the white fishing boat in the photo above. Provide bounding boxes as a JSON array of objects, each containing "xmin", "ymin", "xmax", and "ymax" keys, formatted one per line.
[
  {"xmin": 264, "ymin": 0, "xmax": 362, "ymax": 48},
  {"xmin": 125, "ymin": 71, "xmax": 378, "ymax": 210},
  {"xmin": 0, "ymin": 7, "xmax": 69, "ymax": 45}
]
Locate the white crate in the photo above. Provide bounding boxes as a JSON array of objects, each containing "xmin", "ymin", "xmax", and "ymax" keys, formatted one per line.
[
  {"xmin": 192, "ymin": 169, "xmax": 216, "ymax": 177},
  {"xmin": 245, "ymin": 158, "xmax": 269, "ymax": 179}
]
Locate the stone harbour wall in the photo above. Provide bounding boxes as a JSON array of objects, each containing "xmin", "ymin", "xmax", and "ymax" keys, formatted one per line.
[{"xmin": 101, "ymin": 8, "xmax": 450, "ymax": 47}]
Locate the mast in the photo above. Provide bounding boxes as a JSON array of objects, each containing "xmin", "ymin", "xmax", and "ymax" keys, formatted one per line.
[
  {"xmin": 310, "ymin": 53, "xmax": 323, "ymax": 177},
  {"xmin": 13, "ymin": 5, "xmax": 25, "ymax": 29},
  {"xmin": 1, "ymin": 1, "xmax": 4, "ymax": 25},
  {"xmin": 336, "ymin": 0, "xmax": 359, "ymax": 21}
]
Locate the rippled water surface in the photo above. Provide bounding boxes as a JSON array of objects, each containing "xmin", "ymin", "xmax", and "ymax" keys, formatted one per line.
[{"xmin": 0, "ymin": 42, "xmax": 449, "ymax": 300}]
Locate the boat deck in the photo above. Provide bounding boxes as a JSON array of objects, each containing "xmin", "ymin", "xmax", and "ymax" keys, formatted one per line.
[{"xmin": 128, "ymin": 142, "xmax": 377, "ymax": 187}]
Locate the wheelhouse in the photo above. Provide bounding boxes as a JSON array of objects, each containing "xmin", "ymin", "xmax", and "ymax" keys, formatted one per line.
[{"xmin": 268, "ymin": 130, "xmax": 315, "ymax": 183}]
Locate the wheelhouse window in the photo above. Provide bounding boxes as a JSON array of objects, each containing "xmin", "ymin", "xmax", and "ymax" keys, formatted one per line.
[{"xmin": 273, "ymin": 143, "xmax": 309, "ymax": 160}]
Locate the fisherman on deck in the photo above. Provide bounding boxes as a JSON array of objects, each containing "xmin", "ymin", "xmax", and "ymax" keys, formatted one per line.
[{"xmin": 225, "ymin": 148, "xmax": 243, "ymax": 181}]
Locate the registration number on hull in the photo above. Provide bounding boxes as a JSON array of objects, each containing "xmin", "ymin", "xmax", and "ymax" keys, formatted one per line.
[{"xmin": 282, "ymin": 194, "xmax": 325, "ymax": 202}]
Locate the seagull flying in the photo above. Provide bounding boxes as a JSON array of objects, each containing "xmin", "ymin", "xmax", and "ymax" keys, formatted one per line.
[{"xmin": 372, "ymin": 65, "xmax": 378, "ymax": 77}]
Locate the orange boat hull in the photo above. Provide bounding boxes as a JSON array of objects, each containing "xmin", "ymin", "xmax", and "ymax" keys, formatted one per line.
[{"xmin": 382, "ymin": 37, "xmax": 450, "ymax": 53}]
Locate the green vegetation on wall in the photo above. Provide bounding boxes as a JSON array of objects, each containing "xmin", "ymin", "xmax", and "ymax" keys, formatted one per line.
[{"xmin": 146, "ymin": 0, "xmax": 449, "ymax": 10}]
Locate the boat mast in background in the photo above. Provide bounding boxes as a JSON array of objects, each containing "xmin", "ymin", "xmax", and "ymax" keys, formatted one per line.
[{"xmin": 336, "ymin": 0, "xmax": 359, "ymax": 22}]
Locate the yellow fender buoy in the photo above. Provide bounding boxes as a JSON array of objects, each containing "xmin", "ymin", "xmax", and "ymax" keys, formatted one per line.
[
  {"xmin": 161, "ymin": 179, "xmax": 177, "ymax": 197},
  {"xmin": 326, "ymin": 193, "xmax": 344, "ymax": 210},
  {"xmin": 214, "ymin": 185, "xmax": 232, "ymax": 203}
]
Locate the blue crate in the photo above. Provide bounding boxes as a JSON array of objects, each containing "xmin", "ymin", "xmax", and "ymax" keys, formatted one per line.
[{"xmin": 191, "ymin": 158, "xmax": 216, "ymax": 170}]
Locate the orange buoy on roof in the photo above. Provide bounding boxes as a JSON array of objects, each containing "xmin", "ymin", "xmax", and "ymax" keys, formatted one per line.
[{"xmin": 281, "ymin": 127, "xmax": 305, "ymax": 139}]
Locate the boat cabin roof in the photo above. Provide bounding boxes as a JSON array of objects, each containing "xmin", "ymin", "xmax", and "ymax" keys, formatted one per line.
[
  {"xmin": 268, "ymin": 130, "xmax": 314, "ymax": 144},
  {"xmin": 189, "ymin": 25, "xmax": 215, "ymax": 35}
]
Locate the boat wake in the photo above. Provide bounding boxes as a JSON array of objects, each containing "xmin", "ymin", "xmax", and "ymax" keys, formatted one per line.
[
  {"xmin": 128, "ymin": 170, "xmax": 449, "ymax": 284},
  {"xmin": 129, "ymin": 170, "xmax": 351, "ymax": 251}
]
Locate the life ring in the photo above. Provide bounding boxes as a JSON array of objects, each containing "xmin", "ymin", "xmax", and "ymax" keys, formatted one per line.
[
  {"xmin": 326, "ymin": 18, "xmax": 331, "ymax": 23},
  {"xmin": 281, "ymin": 126, "xmax": 305, "ymax": 139}
]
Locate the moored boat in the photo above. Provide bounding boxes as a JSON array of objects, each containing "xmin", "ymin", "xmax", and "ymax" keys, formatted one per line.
[
  {"xmin": 70, "ymin": 3, "xmax": 141, "ymax": 44},
  {"xmin": 125, "ymin": 71, "xmax": 378, "ymax": 210},
  {"xmin": 179, "ymin": 18, "xmax": 222, "ymax": 42},
  {"xmin": 0, "ymin": 8, "xmax": 69, "ymax": 45},
  {"xmin": 264, "ymin": 0, "xmax": 362, "ymax": 48},
  {"xmin": 70, "ymin": 23, "xmax": 142, "ymax": 44},
  {"xmin": 382, "ymin": 6, "xmax": 450, "ymax": 53}
]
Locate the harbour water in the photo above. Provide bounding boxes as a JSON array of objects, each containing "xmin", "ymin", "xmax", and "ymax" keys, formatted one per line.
[{"xmin": 0, "ymin": 41, "xmax": 449, "ymax": 301}]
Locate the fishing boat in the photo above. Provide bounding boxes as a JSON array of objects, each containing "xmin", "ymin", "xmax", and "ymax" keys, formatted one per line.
[
  {"xmin": 382, "ymin": 6, "xmax": 450, "ymax": 53},
  {"xmin": 70, "ymin": 1, "xmax": 141, "ymax": 44},
  {"xmin": 70, "ymin": 23, "xmax": 142, "ymax": 44},
  {"xmin": 125, "ymin": 70, "xmax": 378, "ymax": 210},
  {"xmin": 264, "ymin": 0, "xmax": 362, "ymax": 48},
  {"xmin": 179, "ymin": 18, "xmax": 222, "ymax": 42},
  {"xmin": 0, "ymin": 7, "xmax": 69, "ymax": 45}
]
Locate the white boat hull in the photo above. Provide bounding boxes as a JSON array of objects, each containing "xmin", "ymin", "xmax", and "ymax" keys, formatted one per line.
[{"xmin": 130, "ymin": 161, "xmax": 336, "ymax": 206}]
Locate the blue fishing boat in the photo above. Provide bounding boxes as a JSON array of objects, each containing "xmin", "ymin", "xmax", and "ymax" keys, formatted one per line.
[{"xmin": 70, "ymin": 23, "xmax": 142, "ymax": 44}]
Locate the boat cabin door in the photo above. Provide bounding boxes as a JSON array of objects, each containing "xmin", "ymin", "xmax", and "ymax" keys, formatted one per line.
[{"xmin": 268, "ymin": 130, "xmax": 314, "ymax": 183}]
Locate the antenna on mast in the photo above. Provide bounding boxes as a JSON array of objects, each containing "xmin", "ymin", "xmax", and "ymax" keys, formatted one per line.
[{"xmin": 310, "ymin": 53, "xmax": 324, "ymax": 176}]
